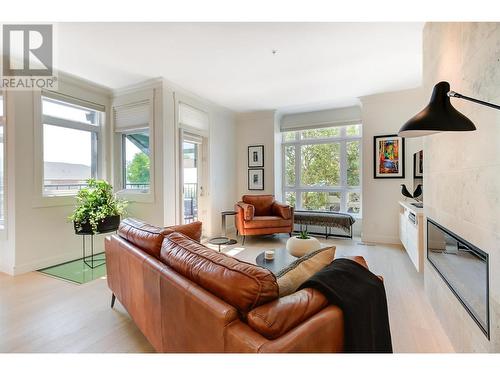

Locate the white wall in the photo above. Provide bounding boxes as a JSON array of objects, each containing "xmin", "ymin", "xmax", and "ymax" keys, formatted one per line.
[
  {"xmin": 360, "ymin": 88, "xmax": 424, "ymax": 244},
  {"xmin": 208, "ymin": 108, "xmax": 237, "ymax": 235},
  {"xmin": 423, "ymin": 22, "xmax": 500, "ymax": 352},
  {"xmin": 0, "ymin": 75, "xmax": 113, "ymax": 274},
  {"xmin": 235, "ymin": 111, "xmax": 277, "ymax": 198},
  {"xmin": 0, "ymin": 74, "xmax": 237, "ymax": 275}
]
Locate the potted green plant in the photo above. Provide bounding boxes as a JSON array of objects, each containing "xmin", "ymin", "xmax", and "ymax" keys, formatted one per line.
[
  {"xmin": 69, "ymin": 178, "xmax": 127, "ymax": 235},
  {"xmin": 286, "ymin": 230, "xmax": 321, "ymax": 257}
]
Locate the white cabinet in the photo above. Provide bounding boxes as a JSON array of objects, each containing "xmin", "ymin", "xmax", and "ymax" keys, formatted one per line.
[{"xmin": 398, "ymin": 201, "xmax": 424, "ymax": 272}]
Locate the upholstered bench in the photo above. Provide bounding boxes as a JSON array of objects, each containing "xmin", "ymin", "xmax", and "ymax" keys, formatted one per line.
[{"xmin": 293, "ymin": 211, "xmax": 355, "ymax": 239}]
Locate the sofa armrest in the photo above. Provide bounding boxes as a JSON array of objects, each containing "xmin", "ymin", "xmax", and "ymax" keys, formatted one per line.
[
  {"xmin": 246, "ymin": 288, "xmax": 328, "ymax": 340},
  {"xmin": 236, "ymin": 202, "xmax": 255, "ymax": 221},
  {"xmin": 272, "ymin": 202, "xmax": 293, "ymax": 220},
  {"xmin": 164, "ymin": 221, "xmax": 202, "ymax": 242}
]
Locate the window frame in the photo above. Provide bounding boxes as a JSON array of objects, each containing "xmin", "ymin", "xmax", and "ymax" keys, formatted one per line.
[
  {"xmin": 281, "ymin": 124, "xmax": 362, "ymax": 217},
  {"xmin": 0, "ymin": 92, "xmax": 5, "ymax": 229},
  {"xmin": 112, "ymin": 89, "xmax": 155, "ymax": 203},
  {"xmin": 120, "ymin": 128, "xmax": 151, "ymax": 193},
  {"xmin": 38, "ymin": 94, "xmax": 103, "ymax": 199}
]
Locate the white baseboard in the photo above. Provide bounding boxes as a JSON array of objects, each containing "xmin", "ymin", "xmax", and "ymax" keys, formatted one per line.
[{"xmin": 13, "ymin": 249, "xmax": 83, "ymax": 275}]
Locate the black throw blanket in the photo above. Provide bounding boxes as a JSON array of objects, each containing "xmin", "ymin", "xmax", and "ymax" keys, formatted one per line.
[{"xmin": 299, "ymin": 258, "xmax": 392, "ymax": 353}]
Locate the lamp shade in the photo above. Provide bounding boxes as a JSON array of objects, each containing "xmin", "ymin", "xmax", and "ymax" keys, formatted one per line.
[{"xmin": 398, "ymin": 81, "xmax": 476, "ymax": 138}]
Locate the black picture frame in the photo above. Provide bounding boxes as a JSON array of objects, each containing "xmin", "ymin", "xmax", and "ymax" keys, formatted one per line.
[
  {"xmin": 373, "ymin": 134, "xmax": 405, "ymax": 179},
  {"xmin": 248, "ymin": 168, "xmax": 264, "ymax": 190},
  {"xmin": 248, "ymin": 145, "xmax": 264, "ymax": 168},
  {"xmin": 413, "ymin": 150, "xmax": 423, "ymax": 178}
]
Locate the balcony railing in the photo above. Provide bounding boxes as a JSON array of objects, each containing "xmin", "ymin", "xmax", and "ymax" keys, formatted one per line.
[{"xmin": 184, "ymin": 183, "xmax": 198, "ymax": 223}]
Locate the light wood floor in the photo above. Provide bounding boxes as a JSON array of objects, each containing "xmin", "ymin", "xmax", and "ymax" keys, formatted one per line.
[{"xmin": 0, "ymin": 234, "xmax": 454, "ymax": 353}]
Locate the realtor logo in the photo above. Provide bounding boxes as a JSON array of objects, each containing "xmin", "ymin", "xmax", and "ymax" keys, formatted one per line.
[{"xmin": 1, "ymin": 24, "xmax": 57, "ymax": 89}]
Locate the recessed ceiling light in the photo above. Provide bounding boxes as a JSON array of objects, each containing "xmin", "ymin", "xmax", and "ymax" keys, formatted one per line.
[{"xmin": 272, "ymin": 49, "xmax": 278, "ymax": 55}]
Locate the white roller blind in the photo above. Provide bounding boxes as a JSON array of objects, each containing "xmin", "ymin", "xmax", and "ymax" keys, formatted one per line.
[
  {"xmin": 113, "ymin": 100, "xmax": 151, "ymax": 132},
  {"xmin": 280, "ymin": 105, "xmax": 362, "ymax": 132},
  {"xmin": 43, "ymin": 90, "xmax": 105, "ymax": 112},
  {"xmin": 178, "ymin": 102, "xmax": 209, "ymax": 133}
]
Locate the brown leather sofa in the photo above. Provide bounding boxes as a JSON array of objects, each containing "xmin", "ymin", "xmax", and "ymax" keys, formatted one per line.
[
  {"xmin": 235, "ymin": 195, "xmax": 294, "ymax": 244},
  {"xmin": 105, "ymin": 218, "xmax": 371, "ymax": 353}
]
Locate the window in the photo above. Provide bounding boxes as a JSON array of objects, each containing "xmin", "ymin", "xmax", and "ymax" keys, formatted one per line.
[
  {"xmin": 42, "ymin": 95, "xmax": 102, "ymax": 196},
  {"xmin": 0, "ymin": 94, "xmax": 5, "ymax": 226},
  {"xmin": 282, "ymin": 124, "xmax": 362, "ymax": 216},
  {"xmin": 122, "ymin": 130, "xmax": 150, "ymax": 192},
  {"xmin": 113, "ymin": 98, "xmax": 152, "ymax": 194}
]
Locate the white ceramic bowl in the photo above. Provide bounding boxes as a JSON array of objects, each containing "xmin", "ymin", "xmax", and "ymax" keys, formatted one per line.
[{"xmin": 286, "ymin": 236, "xmax": 321, "ymax": 257}]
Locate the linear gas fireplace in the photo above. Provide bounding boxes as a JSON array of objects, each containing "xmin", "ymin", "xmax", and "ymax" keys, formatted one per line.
[{"xmin": 427, "ymin": 219, "xmax": 489, "ymax": 338}]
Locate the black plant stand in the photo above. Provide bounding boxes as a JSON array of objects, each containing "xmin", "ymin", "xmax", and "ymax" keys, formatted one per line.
[
  {"xmin": 80, "ymin": 234, "xmax": 107, "ymax": 269},
  {"xmin": 74, "ymin": 216, "xmax": 120, "ymax": 269}
]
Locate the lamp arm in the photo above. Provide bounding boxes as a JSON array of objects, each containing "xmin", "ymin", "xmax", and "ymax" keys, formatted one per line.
[{"xmin": 448, "ymin": 91, "xmax": 500, "ymax": 111}]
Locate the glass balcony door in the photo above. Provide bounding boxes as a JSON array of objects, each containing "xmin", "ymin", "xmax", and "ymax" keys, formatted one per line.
[{"xmin": 180, "ymin": 131, "xmax": 204, "ymax": 224}]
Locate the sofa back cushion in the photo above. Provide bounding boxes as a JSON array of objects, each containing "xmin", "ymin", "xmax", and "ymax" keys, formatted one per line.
[
  {"xmin": 118, "ymin": 218, "xmax": 169, "ymax": 259},
  {"xmin": 118, "ymin": 218, "xmax": 203, "ymax": 259},
  {"xmin": 160, "ymin": 232, "xmax": 279, "ymax": 313},
  {"xmin": 242, "ymin": 195, "xmax": 275, "ymax": 216},
  {"xmin": 164, "ymin": 221, "xmax": 202, "ymax": 243}
]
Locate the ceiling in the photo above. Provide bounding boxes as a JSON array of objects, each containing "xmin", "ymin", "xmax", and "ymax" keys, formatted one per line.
[{"xmin": 55, "ymin": 22, "xmax": 424, "ymax": 113}]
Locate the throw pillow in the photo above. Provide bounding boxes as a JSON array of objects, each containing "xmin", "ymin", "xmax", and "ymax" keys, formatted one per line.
[{"xmin": 276, "ymin": 246, "xmax": 336, "ymax": 297}]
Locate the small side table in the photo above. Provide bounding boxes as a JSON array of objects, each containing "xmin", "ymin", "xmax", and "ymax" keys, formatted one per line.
[
  {"xmin": 255, "ymin": 248, "xmax": 298, "ymax": 274},
  {"xmin": 221, "ymin": 210, "xmax": 237, "ymax": 245},
  {"xmin": 208, "ymin": 237, "xmax": 231, "ymax": 252}
]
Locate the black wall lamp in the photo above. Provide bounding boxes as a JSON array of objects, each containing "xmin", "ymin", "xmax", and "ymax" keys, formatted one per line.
[{"xmin": 399, "ymin": 81, "xmax": 500, "ymax": 138}]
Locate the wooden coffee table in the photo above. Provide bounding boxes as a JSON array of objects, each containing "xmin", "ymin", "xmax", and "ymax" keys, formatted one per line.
[{"xmin": 255, "ymin": 248, "xmax": 298, "ymax": 274}]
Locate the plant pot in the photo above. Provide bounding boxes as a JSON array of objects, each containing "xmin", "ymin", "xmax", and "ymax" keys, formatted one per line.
[
  {"xmin": 74, "ymin": 215, "xmax": 121, "ymax": 235},
  {"xmin": 286, "ymin": 236, "xmax": 321, "ymax": 257}
]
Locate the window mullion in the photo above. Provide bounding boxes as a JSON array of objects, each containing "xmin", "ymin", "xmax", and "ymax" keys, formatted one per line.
[
  {"xmin": 340, "ymin": 140, "xmax": 347, "ymax": 212},
  {"xmin": 295, "ymin": 143, "xmax": 301, "ymax": 210}
]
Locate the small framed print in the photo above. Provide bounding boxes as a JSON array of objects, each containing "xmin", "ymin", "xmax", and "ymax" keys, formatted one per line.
[
  {"xmin": 248, "ymin": 145, "xmax": 264, "ymax": 168},
  {"xmin": 374, "ymin": 134, "xmax": 405, "ymax": 179},
  {"xmin": 248, "ymin": 169, "xmax": 264, "ymax": 190},
  {"xmin": 413, "ymin": 150, "xmax": 423, "ymax": 178}
]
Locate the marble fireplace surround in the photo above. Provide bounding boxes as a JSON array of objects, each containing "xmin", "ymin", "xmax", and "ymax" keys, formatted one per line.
[{"xmin": 423, "ymin": 23, "xmax": 500, "ymax": 352}]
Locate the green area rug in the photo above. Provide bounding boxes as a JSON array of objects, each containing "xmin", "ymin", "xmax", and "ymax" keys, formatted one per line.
[{"xmin": 38, "ymin": 253, "xmax": 107, "ymax": 284}]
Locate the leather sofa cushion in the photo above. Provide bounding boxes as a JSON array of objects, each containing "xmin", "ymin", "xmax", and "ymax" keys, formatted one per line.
[
  {"xmin": 164, "ymin": 221, "xmax": 202, "ymax": 243},
  {"xmin": 160, "ymin": 232, "xmax": 279, "ymax": 313},
  {"xmin": 247, "ymin": 288, "xmax": 329, "ymax": 340},
  {"xmin": 243, "ymin": 216, "xmax": 292, "ymax": 229},
  {"xmin": 118, "ymin": 218, "xmax": 169, "ymax": 259},
  {"xmin": 242, "ymin": 195, "xmax": 274, "ymax": 216},
  {"xmin": 118, "ymin": 218, "xmax": 203, "ymax": 259},
  {"xmin": 276, "ymin": 247, "xmax": 336, "ymax": 297}
]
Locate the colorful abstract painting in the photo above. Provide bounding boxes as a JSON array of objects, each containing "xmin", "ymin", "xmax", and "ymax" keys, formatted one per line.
[{"xmin": 374, "ymin": 135, "xmax": 405, "ymax": 178}]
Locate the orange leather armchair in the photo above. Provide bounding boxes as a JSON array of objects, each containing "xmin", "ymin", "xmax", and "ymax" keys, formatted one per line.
[{"xmin": 235, "ymin": 195, "xmax": 294, "ymax": 244}]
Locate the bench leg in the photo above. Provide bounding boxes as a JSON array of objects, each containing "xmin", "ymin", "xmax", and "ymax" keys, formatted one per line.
[{"xmin": 111, "ymin": 293, "xmax": 116, "ymax": 309}]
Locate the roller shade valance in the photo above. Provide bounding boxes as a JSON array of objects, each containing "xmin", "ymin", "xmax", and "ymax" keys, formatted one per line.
[
  {"xmin": 113, "ymin": 100, "xmax": 151, "ymax": 132},
  {"xmin": 42, "ymin": 90, "xmax": 105, "ymax": 113},
  {"xmin": 178, "ymin": 102, "xmax": 209, "ymax": 133},
  {"xmin": 280, "ymin": 105, "xmax": 362, "ymax": 132}
]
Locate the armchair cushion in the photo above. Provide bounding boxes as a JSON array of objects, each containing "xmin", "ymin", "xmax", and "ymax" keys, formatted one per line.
[
  {"xmin": 236, "ymin": 202, "xmax": 255, "ymax": 221},
  {"xmin": 247, "ymin": 288, "xmax": 329, "ymax": 340},
  {"xmin": 242, "ymin": 195, "xmax": 275, "ymax": 216},
  {"xmin": 243, "ymin": 216, "xmax": 292, "ymax": 229},
  {"xmin": 272, "ymin": 202, "xmax": 293, "ymax": 220}
]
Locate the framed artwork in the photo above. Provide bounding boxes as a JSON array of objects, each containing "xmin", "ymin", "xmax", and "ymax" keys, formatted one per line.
[
  {"xmin": 248, "ymin": 169, "xmax": 264, "ymax": 190},
  {"xmin": 413, "ymin": 150, "xmax": 423, "ymax": 178},
  {"xmin": 373, "ymin": 134, "xmax": 405, "ymax": 178},
  {"xmin": 248, "ymin": 145, "xmax": 264, "ymax": 168}
]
